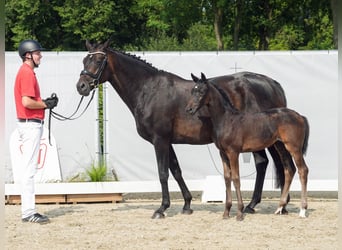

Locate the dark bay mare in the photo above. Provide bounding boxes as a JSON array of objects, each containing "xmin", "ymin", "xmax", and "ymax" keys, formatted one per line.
[
  {"xmin": 187, "ymin": 73, "xmax": 309, "ymax": 220},
  {"xmin": 76, "ymin": 40, "xmax": 294, "ymax": 219}
]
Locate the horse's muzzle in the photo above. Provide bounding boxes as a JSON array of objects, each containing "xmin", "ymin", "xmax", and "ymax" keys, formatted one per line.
[
  {"xmin": 76, "ymin": 80, "xmax": 91, "ymax": 96},
  {"xmin": 186, "ymin": 105, "xmax": 198, "ymax": 115}
]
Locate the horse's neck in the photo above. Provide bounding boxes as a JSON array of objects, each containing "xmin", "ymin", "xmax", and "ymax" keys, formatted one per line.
[{"xmin": 108, "ymin": 51, "xmax": 158, "ymax": 111}]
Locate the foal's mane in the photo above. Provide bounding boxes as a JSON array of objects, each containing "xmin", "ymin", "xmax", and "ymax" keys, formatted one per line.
[{"xmin": 209, "ymin": 81, "xmax": 240, "ymax": 113}]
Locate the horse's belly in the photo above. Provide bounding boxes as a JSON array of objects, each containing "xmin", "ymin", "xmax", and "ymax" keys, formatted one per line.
[
  {"xmin": 172, "ymin": 119, "xmax": 213, "ymax": 144},
  {"xmin": 241, "ymin": 137, "xmax": 276, "ymax": 152}
]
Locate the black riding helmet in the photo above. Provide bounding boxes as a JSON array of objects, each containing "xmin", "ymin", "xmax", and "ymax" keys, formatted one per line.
[{"xmin": 18, "ymin": 40, "xmax": 45, "ymax": 59}]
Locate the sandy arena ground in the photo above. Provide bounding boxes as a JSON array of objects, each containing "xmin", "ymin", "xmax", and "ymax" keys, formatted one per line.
[{"xmin": 5, "ymin": 193, "xmax": 338, "ymax": 250}]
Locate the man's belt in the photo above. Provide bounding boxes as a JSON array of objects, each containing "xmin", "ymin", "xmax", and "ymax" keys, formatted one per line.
[{"xmin": 18, "ymin": 118, "xmax": 44, "ymax": 124}]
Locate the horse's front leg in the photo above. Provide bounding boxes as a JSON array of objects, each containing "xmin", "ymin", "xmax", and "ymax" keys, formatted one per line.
[
  {"xmin": 228, "ymin": 152, "xmax": 244, "ymax": 221},
  {"xmin": 168, "ymin": 145, "xmax": 193, "ymax": 215},
  {"xmin": 220, "ymin": 151, "xmax": 232, "ymax": 219},
  {"xmin": 152, "ymin": 140, "xmax": 171, "ymax": 219}
]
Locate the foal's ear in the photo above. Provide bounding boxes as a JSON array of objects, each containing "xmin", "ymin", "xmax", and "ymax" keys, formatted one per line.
[
  {"xmin": 191, "ymin": 73, "xmax": 199, "ymax": 82},
  {"xmin": 200, "ymin": 72, "xmax": 207, "ymax": 82}
]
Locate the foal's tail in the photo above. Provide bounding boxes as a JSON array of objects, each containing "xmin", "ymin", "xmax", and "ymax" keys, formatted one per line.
[{"xmin": 302, "ymin": 116, "xmax": 310, "ymax": 155}]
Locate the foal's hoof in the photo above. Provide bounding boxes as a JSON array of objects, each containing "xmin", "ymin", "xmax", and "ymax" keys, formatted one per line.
[
  {"xmin": 299, "ymin": 208, "xmax": 307, "ymax": 218},
  {"xmin": 236, "ymin": 214, "xmax": 244, "ymax": 221},
  {"xmin": 181, "ymin": 208, "xmax": 193, "ymax": 215},
  {"xmin": 151, "ymin": 212, "xmax": 165, "ymax": 219},
  {"xmin": 222, "ymin": 214, "xmax": 230, "ymax": 220},
  {"xmin": 274, "ymin": 207, "xmax": 288, "ymax": 215},
  {"xmin": 243, "ymin": 206, "xmax": 256, "ymax": 214}
]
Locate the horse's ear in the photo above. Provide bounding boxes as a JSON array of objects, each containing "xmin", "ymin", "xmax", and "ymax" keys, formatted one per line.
[
  {"xmin": 103, "ymin": 39, "xmax": 111, "ymax": 49},
  {"xmin": 85, "ymin": 40, "xmax": 93, "ymax": 51},
  {"xmin": 191, "ymin": 73, "xmax": 199, "ymax": 82},
  {"xmin": 200, "ymin": 72, "xmax": 207, "ymax": 82}
]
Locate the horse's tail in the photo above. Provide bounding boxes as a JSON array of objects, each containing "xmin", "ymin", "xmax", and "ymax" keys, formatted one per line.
[{"xmin": 302, "ymin": 116, "xmax": 310, "ymax": 155}]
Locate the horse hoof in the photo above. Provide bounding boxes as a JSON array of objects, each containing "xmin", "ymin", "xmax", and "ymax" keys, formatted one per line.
[
  {"xmin": 222, "ymin": 215, "xmax": 230, "ymax": 220},
  {"xmin": 182, "ymin": 208, "xmax": 193, "ymax": 215},
  {"xmin": 236, "ymin": 214, "xmax": 244, "ymax": 221},
  {"xmin": 243, "ymin": 206, "xmax": 255, "ymax": 214},
  {"xmin": 151, "ymin": 212, "xmax": 165, "ymax": 219},
  {"xmin": 299, "ymin": 208, "xmax": 307, "ymax": 218},
  {"xmin": 274, "ymin": 207, "xmax": 288, "ymax": 215}
]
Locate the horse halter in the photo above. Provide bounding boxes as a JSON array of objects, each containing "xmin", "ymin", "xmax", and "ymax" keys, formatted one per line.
[{"xmin": 80, "ymin": 51, "xmax": 108, "ymax": 89}]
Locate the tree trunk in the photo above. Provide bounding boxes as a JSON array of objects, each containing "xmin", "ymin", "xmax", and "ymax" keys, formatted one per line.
[
  {"xmin": 233, "ymin": 0, "xmax": 243, "ymax": 50},
  {"xmin": 213, "ymin": 2, "xmax": 224, "ymax": 50},
  {"xmin": 330, "ymin": 0, "xmax": 338, "ymax": 49},
  {"xmin": 258, "ymin": 0, "xmax": 271, "ymax": 50}
]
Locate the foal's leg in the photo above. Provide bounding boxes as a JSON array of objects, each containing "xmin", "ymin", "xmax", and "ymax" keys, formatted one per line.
[
  {"xmin": 268, "ymin": 143, "xmax": 294, "ymax": 204},
  {"xmin": 292, "ymin": 153, "xmax": 309, "ymax": 217},
  {"xmin": 220, "ymin": 151, "xmax": 232, "ymax": 219},
  {"xmin": 227, "ymin": 152, "xmax": 244, "ymax": 221},
  {"xmin": 168, "ymin": 145, "xmax": 193, "ymax": 215},
  {"xmin": 245, "ymin": 150, "xmax": 268, "ymax": 213},
  {"xmin": 274, "ymin": 143, "xmax": 296, "ymax": 215}
]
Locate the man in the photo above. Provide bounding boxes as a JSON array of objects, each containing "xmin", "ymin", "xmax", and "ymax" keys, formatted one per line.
[{"xmin": 14, "ymin": 39, "xmax": 58, "ymax": 224}]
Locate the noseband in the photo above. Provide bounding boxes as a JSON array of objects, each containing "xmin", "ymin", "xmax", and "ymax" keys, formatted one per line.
[{"xmin": 80, "ymin": 51, "xmax": 107, "ymax": 89}]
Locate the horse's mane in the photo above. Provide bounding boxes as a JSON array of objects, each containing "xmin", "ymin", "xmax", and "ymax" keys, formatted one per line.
[
  {"xmin": 210, "ymin": 82, "xmax": 239, "ymax": 114},
  {"xmin": 106, "ymin": 47, "xmax": 162, "ymax": 72}
]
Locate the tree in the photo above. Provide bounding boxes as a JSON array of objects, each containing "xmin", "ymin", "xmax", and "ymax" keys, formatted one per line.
[
  {"xmin": 55, "ymin": 0, "xmax": 144, "ymax": 50},
  {"xmin": 5, "ymin": 0, "xmax": 335, "ymax": 51},
  {"xmin": 5, "ymin": 0, "xmax": 63, "ymax": 50},
  {"xmin": 211, "ymin": 0, "xmax": 225, "ymax": 50},
  {"xmin": 233, "ymin": 0, "xmax": 243, "ymax": 50},
  {"xmin": 135, "ymin": 0, "xmax": 202, "ymax": 44},
  {"xmin": 330, "ymin": 0, "xmax": 338, "ymax": 48}
]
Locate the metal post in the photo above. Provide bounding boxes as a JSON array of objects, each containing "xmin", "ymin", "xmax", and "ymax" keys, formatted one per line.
[
  {"xmin": 103, "ymin": 82, "xmax": 108, "ymax": 170},
  {"xmin": 95, "ymin": 87, "xmax": 101, "ymax": 167}
]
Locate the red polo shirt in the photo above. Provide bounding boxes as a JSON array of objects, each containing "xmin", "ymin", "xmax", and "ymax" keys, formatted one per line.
[{"xmin": 14, "ymin": 63, "xmax": 44, "ymax": 120}]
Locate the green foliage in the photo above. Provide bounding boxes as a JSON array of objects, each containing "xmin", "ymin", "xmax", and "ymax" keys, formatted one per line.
[
  {"xmin": 182, "ymin": 23, "xmax": 217, "ymax": 51},
  {"xmin": 5, "ymin": 0, "xmax": 63, "ymax": 50},
  {"xmin": 269, "ymin": 25, "xmax": 305, "ymax": 50},
  {"xmin": 5, "ymin": 0, "xmax": 336, "ymax": 51},
  {"xmin": 304, "ymin": 10, "xmax": 334, "ymax": 50},
  {"xmin": 139, "ymin": 32, "xmax": 180, "ymax": 51},
  {"xmin": 86, "ymin": 162, "xmax": 107, "ymax": 182}
]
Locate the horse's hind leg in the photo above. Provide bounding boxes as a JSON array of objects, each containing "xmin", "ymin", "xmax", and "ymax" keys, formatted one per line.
[
  {"xmin": 269, "ymin": 142, "xmax": 295, "ymax": 204},
  {"xmin": 168, "ymin": 145, "xmax": 193, "ymax": 215},
  {"xmin": 244, "ymin": 150, "xmax": 268, "ymax": 213},
  {"xmin": 292, "ymin": 153, "xmax": 309, "ymax": 217},
  {"xmin": 220, "ymin": 151, "xmax": 232, "ymax": 219},
  {"xmin": 273, "ymin": 142, "xmax": 296, "ymax": 215}
]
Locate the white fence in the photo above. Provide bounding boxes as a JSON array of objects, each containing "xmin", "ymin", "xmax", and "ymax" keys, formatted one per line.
[{"xmin": 5, "ymin": 51, "xmax": 338, "ymax": 191}]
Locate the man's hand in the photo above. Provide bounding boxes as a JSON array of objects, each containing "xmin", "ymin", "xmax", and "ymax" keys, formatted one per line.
[{"xmin": 43, "ymin": 93, "xmax": 58, "ymax": 109}]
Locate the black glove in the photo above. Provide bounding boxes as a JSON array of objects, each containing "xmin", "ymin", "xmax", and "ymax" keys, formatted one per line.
[{"xmin": 43, "ymin": 93, "xmax": 59, "ymax": 109}]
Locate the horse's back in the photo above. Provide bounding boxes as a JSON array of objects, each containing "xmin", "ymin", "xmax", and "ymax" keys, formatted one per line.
[{"xmin": 209, "ymin": 71, "xmax": 287, "ymax": 112}]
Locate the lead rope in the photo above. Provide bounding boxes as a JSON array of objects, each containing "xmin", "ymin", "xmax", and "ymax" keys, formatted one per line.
[
  {"xmin": 48, "ymin": 108, "xmax": 52, "ymax": 145},
  {"xmin": 206, "ymin": 145, "xmax": 257, "ymax": 178},
  {"xmin": 47, "ymin": 89, "xmax": 96, "ymax": 145}
]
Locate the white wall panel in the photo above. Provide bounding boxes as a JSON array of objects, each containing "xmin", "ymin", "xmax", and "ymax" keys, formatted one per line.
[{"xmin": 5, "ymin": 51, "xmax": 338, "ymax": 188}]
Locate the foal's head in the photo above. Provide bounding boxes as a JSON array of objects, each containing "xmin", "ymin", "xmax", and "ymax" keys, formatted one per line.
[{"xmin": 186, "ymin": 73, "xmax": 210, "ymax": 115}]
